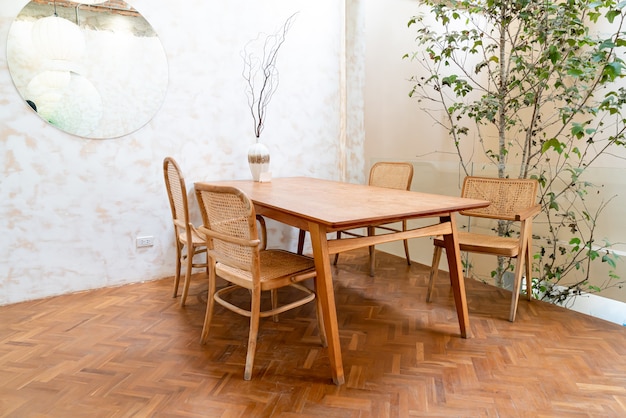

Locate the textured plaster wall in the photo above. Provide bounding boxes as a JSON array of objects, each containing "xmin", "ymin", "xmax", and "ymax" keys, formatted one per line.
[{"xmin": 0, "ymin": 0, "xmax": 365, "ymax": 305}]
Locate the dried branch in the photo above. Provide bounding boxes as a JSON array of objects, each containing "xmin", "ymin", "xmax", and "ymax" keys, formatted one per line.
[{"xmin": 242, "ymin": 13, "xmax": 298, "ymax": 140}]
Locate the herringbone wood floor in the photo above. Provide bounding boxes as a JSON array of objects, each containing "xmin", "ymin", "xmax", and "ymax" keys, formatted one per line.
[{"xmin": 2, "ymin": 249, "xmax": 626, "ymax": 417}]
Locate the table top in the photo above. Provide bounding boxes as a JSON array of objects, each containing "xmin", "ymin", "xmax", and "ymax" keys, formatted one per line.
[{"xmin": 197, "ymin": 177, "xmax": 489, "ymax": 230}]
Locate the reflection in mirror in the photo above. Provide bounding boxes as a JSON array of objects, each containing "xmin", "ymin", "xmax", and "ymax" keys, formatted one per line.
[{"xmin": 6, "ymin": 0, "xmax": 168, "ymax": 139}]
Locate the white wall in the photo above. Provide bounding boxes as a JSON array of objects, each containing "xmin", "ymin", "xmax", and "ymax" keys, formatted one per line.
[{"xmin": 0, "ymin": 0, "xmax": 365, "ymax": 305}]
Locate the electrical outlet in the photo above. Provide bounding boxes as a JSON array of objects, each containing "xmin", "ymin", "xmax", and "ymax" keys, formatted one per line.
[{"xmin": 136, "ymin": 236, "xmax": 154, "ymax": 248}]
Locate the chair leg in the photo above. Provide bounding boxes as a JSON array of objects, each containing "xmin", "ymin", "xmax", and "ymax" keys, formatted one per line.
[
  {"xmin": 200, "ymin": 267, "xmax": 217, "ymax": 344},
  {"xmin": 402, "ymin": 220, "xmax": 411, "ymax": 266},
  {"xmin": 244, "ymin": 288, "xmax": 262, "ymax": 381},
  {"xmin": 180, "ymin": 244, "xmax": 194, "ymax": 307},
  {"xmin": 525, "ymin": 240, "xmax": 533, "ymax": 301},
  {"xmin": 271, "ymin": 289, "xmax": 279, "ymax": 322},
  {"xmin": 511, "ymin": 224, "xmax": 534, "ymax": 321},
  {"xmin": 314, "ymin": 277, "xmax": 328, "ymax": 348},
  {"xmin": 297, "ymin": 229, "xmax": 306, "ymax": 255},
  {"xmin": 509, "ymin": 256, "xmax": 525, "ymax": 322},
  {"xmin": 368, "ymin": 226, "xmax": 376, "ymax": 277},
  {"xmin": 333, "ymin": 231, "xmax": 342, "ymax": 265},
  {"xmin": 426, "ymin": 246, "xmax": 443, "ymax": 303},
  {"xmin": 173, "ymin": 240, "xmax": 183, "ymax": 298}
]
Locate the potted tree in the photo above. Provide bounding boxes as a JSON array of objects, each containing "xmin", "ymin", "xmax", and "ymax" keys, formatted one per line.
[{"xmin": 406, "ymin": 0, "xmax": 626, "ymax": 303}]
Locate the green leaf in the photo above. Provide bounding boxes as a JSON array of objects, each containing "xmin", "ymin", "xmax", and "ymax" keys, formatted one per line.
[
  {"xmin": 441, "ymin": 75, "xmax": 457, "ymax": 87},
  {"xmin": 607, "ymin": 10, "xmax": 621, "ymax": 23},
  {"xmin": 542, "ymin": 138, "xmax": 564, "ymax": 154},
  {"xmin": 568, "ymin": 68, "xmax": 584, "ymax": 77},
  {"xmin": 602, "ymin": 254, "xmax": 617, "ymax": 268},
  {"xmin": 572, "ymin": 123, "xmax": 585, "ymax": 139},
  {"xmin": 548, "ymin": 45, "xmax": 560, "ymax": 64},
  {"xmin": 569, "ymin": 237, "xmax": 581, "ymax": 245},
  {"xmin": 604, "ymin": 62, "xmax": 624, "ymax": 81},
  {"xmin": 599, "ymin": 39, "xmax": 616, "ymax": 50}
]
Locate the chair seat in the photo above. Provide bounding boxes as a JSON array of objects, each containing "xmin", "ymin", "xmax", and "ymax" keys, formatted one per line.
[
  {"xmin": 433, "ymin": 232, "xmax": 520, "ymax": 258},
  {"xmin": 178, "ymin": 228, "xmax": 205, "ymax": 245},
  {"xmin": 217, "ymin": 249, "xmax": 316, "ymax": 289}
]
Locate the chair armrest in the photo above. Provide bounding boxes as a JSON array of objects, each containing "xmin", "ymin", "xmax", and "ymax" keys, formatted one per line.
[
  {"xmin": 189, "ymin": 222, "xmax": 203, "ymax": 236},
  {"xmin": 515, "ymin": 204, "xmax": 542, "ymax": 221},
  {"xmin": 256, "ymin": 215, "xmax": 267, "ymax": 250},
  {"xmin": 198, "ymin": 225, "xmax": 261, "ymax": 248},
  {"xmin": 176, "ymin": 219, "xmax": 206, "ymax": 242}
]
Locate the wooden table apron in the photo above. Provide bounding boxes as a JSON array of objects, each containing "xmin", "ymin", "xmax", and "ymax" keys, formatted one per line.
[{"xmin": 195, "ymin": 177, "xmax": 489, "ymax": 385}]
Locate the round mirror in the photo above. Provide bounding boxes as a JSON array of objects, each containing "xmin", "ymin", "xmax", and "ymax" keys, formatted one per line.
[{"xmin": 6, "ymin": 0, "xmax": 168, "ymax": 139}]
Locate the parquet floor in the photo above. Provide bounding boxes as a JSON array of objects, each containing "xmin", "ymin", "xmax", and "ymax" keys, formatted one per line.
[{"xmin": 2, "ymin": 249, "xmax": 626, "ymax": 417}]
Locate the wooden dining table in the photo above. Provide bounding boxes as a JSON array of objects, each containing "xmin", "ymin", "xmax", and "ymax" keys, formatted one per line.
[{"xmin": 195, "ymin": 176, "xmax": 489, "ymax": 385}]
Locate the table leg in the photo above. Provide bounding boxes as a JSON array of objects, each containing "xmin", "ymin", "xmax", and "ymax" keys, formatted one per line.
[
  {"xmin": 308, "ymin": 222, "xmax": 345, "ymax": 385},
  {"xmin": 440, "ymin": 214, "xmax": 472, "ymax": 339}
]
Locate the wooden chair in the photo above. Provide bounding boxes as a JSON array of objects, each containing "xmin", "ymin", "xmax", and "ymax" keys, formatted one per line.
[
  {"xmin": 426, "ymin": 176, "xmax": 541, "ymax": 322},
  {"xmin": 194, "ymin": 183, "xmax": 327, "ymax": 381},
  {"xmin": 298, "ymin": 162, "xmax": 414, "ymax": 276},
  {"xmin": 163, "ymin": 157, "xmax": 209, "ymax": 307}
]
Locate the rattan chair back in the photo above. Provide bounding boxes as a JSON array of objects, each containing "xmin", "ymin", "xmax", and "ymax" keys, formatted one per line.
[
  {"xmin": 460, "ymin": 176, "xmax": 538, "ymax": 221},
  {"xmin": 369, "ymin": 161, "xmax": 414, "ymax": 190},
  {"xmin": 164, "ymin": 157, "xmax": 189, "ymax": 230},
  {"xmin": 195, "ymin": 185, "xmax": 260, "ymax": 273}
]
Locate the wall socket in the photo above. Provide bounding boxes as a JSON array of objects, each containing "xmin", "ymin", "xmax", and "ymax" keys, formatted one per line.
[{"xmin": 136, "ymin": 236, "xmax": 154, "ymax": 248}]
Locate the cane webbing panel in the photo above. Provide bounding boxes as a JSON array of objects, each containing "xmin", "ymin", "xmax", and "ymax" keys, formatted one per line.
[
  {"xmin": 368, "ymin": 162, "xmax": 414, "ymax": 190},
  {"xmin": 166, "ymin": 162, "xmax": 185, "ymax": 222},
  {"xmin": 460, "ymin": 176, "xmax": 538, "ymax": 221},
  {"xmin": 196, "ymin": 188, "xmax": 256, "ymax": 270}
]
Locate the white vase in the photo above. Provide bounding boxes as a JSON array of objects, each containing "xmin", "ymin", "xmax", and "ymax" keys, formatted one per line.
[{"xmin": 247, "ymin": 141, "xmax": 270, "ymax": 181}]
